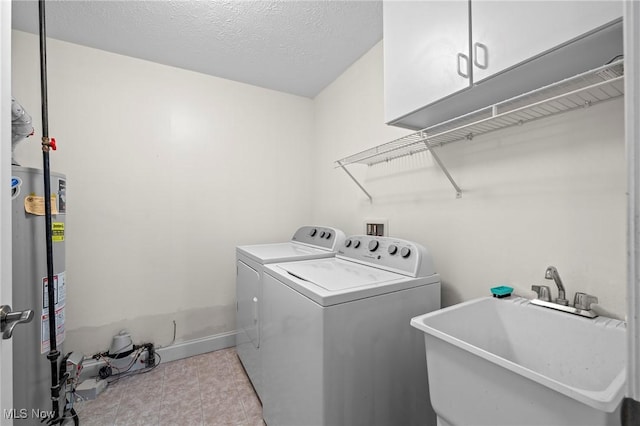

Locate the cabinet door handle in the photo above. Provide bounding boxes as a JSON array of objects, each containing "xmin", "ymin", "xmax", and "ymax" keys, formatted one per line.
[
  {"xmin": 457, "ymin": 53, "xmax": 470, "ymax": 79},
  {"xmin": 473, "ymin": 42, "xmax": 489, "ymax": 70}
]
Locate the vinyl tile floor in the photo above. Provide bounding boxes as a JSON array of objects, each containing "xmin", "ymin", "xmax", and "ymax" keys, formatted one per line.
[{"xmin": 74, "ymin": 348, "xmax": 263, "ymax": 426}]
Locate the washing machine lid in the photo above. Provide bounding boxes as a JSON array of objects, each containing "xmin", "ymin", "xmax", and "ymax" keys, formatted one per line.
[
  {"xmin": 237, "ymin": 242, "xmax": 334, "ymax": 264},
  {"xmin": 277, "ymin": 258, "xmax": 402, "ymax": 290},
  {"xmin": 267, "ymin": 258, "xmax": 438, "ymax": 306}
]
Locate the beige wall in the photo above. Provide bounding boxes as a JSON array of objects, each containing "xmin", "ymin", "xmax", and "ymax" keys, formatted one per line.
[
  {"xmin": 11, "ymin": 30, "xmax": 314, "ymax": 354},
  {"xmin": 312, "ymin": 41, "xmax": 627, "ymax": 319}
]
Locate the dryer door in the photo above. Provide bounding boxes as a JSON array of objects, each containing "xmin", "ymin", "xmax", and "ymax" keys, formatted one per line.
[{"xmin": 237, "ymin": 260, "xmax": 260, "ymax": 349}]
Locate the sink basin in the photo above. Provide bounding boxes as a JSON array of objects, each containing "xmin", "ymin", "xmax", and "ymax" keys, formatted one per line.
[{"xmin": 410, "ymin": 297, "xmax": 626, "ymax": 426}]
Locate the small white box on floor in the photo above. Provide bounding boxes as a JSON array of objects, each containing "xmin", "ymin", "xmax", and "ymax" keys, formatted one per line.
[{"xmin": 75, "ymin": 378, "xmax": 107, "ymax": 401}]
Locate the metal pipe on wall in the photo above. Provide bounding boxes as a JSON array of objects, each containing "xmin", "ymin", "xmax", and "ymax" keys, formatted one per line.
[{"xmin": 37, "ymin": 0, "xmax": 61, "ymax": 420}]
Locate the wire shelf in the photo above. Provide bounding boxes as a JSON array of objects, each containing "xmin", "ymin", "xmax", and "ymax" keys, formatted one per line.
[{"xmin": 337, "ymin": 60, "xmax": 624, "ymax": 169}]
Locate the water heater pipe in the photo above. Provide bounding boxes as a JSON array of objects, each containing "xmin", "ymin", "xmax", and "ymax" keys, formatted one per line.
[{"xmin": 37, "ymin": 0, "xmax": 62, "ymax": 422}]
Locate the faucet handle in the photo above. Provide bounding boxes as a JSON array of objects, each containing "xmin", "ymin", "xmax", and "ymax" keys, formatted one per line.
[
  {"xmin": 531, "ymin": 285, "xmax": 551, "ymax": 302},
  {"xmin": 574, "ymin": 292, "xmax": 598, "ymax": 311}
]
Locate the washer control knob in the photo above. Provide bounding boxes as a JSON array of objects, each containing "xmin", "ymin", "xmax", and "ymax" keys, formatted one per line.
[
  {"xmin": 353, "ymin": 240, "xmax": 361, "ymax": 248},
  {"xmin": 401, "ymin": 247, "xmax": 411, "ymax": 258},
  {"xmin": 309, "ymin": 228, "xmax": 317, "ymax": 237},
  {"xmin": 388, "ymin": 245, "xmax": 398, "ymax": 255},
  {"xmin": 368, "ymin": 240, "xmax": 379, "ymax": 252},
  {"xmin": 325, "ymin": 232, "xmax": 332, "ymax": 239},
  {"xmin": 345, "ymin": 239, "xmax": 352, "ymax": 247},
  {"xmin": 320, "ymin": 231, "xmax": 326, "ymax": 238}
]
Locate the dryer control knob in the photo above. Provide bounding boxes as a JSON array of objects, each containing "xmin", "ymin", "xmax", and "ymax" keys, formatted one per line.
[
  {"xmin": 320, "ymin": 231, "xmax": 326, "ymax": 238},
  {"xmin": 310, "ymin": 228, "xmax": 317, "ymax": 237},
  {"xmin": 388, "ymin": 245, "xmax": 398, "ymax": 255},
  {"xmin": 345, "ymin": 239, "xmax": 352, "ymax": 247},
  {"xmin": 353, "ymin": 240, "xmax": 361, "ymax": 248},
  {"xmin": 401, "ymin": 247, "xmax": 411, "ymax": 258},
  {"xmin": 325, "ymin": 232, "xmax": 332, "ymax": 239},
  {"xmin": 368, "ymin": 240, "xmax": 379, "ymax": 252}
]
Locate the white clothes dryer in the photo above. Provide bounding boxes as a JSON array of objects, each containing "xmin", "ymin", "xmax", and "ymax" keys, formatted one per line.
[
  {"xmin": 261, "ymin": 235, "xmax": 441, "ymax": 426},
  {"xmin": 236, "ymin": 226, "xmax": 345, "ymax": 399}
]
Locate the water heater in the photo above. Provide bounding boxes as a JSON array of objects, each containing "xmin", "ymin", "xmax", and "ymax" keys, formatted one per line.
[{"xmin": 11, "ymin": 166, "xmax": 66, "ymax": 418}]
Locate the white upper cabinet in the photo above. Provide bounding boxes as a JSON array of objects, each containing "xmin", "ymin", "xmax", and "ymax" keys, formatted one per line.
[
  {"xmin": 471, "ymin": 1, "xmax": 623, "ymax": 83},
  {"xmin": 384, "ymin": 0, "xmax": 623, "ymax": 129},
  {"xmin": 384, "ymin": 1, "xmax": 470, "ymax": 124}
]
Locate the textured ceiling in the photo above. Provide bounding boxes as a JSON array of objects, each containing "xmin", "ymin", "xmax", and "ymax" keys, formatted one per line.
[{"xmin": 11, "ymin": 0, "xmax": 383, "ymax": 98}]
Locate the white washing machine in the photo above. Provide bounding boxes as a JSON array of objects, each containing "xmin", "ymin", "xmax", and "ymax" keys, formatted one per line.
[
  {"xmin": 236, "ymin": 226, "xmax": 346, "ymax": 399},
  {"xmin": 262, "ymin": 235, "xmax": 441, "ymax": 426}
]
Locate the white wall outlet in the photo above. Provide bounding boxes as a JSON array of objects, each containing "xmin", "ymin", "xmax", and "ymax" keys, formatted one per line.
[{"xmin": 364, "ymin": 218, "xmax": 388, "ymax": 236}]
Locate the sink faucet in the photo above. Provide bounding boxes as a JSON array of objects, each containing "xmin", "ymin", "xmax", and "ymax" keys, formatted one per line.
[
  {"xmin": 544, "ymin": 266, "xmax": 569, "ymax": 306},
  {"xmin": 531, "ymin": 266, "xmax": 599, "ymax": 318}
]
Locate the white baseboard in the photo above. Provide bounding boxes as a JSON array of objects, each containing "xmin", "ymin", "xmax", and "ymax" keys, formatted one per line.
[
  {"xmin": 158, "ymin": 331, "xmax": 237, "ymax": 363},
  {"xmin": 79, "ymin": 331, "xmax": 237, "ymax": 381}
]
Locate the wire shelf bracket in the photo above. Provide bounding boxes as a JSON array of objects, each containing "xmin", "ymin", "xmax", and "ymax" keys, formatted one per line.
[
  {"xmin": 421, "ymin": 132, "xmax": 462, "ymax": 198},
  {"xmin": 335, "ymin": 60, "xmax": 624, "ymax": 200},
  {"xmin": 337, "ymin": 160, "xmax": 373, "ymax": 202}
]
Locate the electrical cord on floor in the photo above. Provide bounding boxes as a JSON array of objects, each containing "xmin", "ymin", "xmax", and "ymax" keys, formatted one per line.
[
  {"xmin": 57, "ymin": 352, "xmax": 82, "ymax": 425},
  {"xmin": 92, "ymin": 347, "xmax": 135, "ymax": 360},
  {"xmin": 106, "ymin": 352, "xmax": 161, "ymax": 385},
  {"xmin": 96, "ymin": 345, "xmax": 146, "ymax": 379},
  {"xmin": 50, "ymin": 408, "xmax": 79, "ymax": 426},
  {"xmin": 102, "ymin": 347, "xmax": 161, "ymax": 385}
]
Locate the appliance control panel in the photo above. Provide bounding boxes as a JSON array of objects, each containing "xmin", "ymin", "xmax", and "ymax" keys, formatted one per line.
[
  {"xmin": 291, "ymin": 226, "xmax": 346, "ymax": 251},
  {"xmin": 337, "ymin": 235, "xmax": 435, "ymax": 277}
]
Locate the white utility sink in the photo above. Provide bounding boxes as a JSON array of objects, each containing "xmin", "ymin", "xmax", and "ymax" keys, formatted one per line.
[{"xmin": 410, "ymin": 297, "xmax": 626, "ymax": 426}]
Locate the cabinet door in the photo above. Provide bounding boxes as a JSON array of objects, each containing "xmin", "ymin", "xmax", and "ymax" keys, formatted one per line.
[
  {"xmin": 471, "ymin": 0, "xmax": 622, "ymax": 83},
  {"xmin": 384, "ymin": 0, "xmax": 471, "ymax": 124}
]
